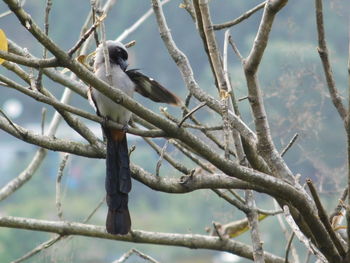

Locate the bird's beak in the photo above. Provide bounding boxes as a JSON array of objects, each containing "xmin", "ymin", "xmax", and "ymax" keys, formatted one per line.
[{"xmin": 117, "ymin": 57, "xmax": 128, "ymax": 71}]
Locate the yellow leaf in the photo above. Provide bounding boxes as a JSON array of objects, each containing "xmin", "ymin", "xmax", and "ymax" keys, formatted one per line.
[
  {"xmin": 0, "ymin": 29, "xmax": 8, "ymax": 65},
  {"xmin": 212, "ymin": 213, "xmax": 268, "ymax": 238},
  {"xmin": 77, "ymin": 54, "xmax": 86, "ymax": 64}
]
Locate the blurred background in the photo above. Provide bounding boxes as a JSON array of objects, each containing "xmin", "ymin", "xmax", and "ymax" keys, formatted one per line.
[{"xmin": 0, "ymin": 0, "xmax": 349, "ymax": 262}]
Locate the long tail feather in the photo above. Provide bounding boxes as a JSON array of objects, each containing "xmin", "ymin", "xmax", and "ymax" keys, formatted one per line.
[{"xmin": 104, "ymin": 129, "xmax": 132, "ymax": 235}]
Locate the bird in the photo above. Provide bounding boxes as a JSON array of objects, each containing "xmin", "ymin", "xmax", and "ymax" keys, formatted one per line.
[{"xmin": 89, "ymin": 40, "xmax": 181, "ymax": 235}]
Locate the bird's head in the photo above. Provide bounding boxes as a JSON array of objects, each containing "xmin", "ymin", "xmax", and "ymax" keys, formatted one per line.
[{"xmin": 94, "ymin": 40, "xmax": 129, "ymax": 71}]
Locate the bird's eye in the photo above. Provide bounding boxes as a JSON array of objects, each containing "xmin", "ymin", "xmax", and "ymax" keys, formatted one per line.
[
  {"xmin": 108, "ymin": 46, "xmax": 128, "ymax": 62},
  {"xmin": 119, "ymin": 49, "xmax": 128, "ymax": 60}
]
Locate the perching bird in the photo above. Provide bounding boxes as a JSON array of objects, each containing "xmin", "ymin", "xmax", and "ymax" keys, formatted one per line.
[{"xmin": 89, "ymin": 40, "xmax": 181, "ymax": 235}]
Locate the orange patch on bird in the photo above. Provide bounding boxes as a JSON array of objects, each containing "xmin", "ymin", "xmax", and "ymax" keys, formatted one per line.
[{"xmin": 111, "ymin": 129, "xmax": 125, "ymax": 141}]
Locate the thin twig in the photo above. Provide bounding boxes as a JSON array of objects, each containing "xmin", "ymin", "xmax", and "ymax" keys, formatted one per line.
[
  {"xmin": 213, "ymin": 189, "xmax": 249, "ymax": 213},
  {"xmin": 116, "ymin": 0, "xmax": 172, "ymax": 42},
  {"xmin": 304, "ymin": 252, "xmax": 311, "ymax": 263},
  {"xmin": 68, "ymin": 12, "xmax": 106, "ymax": 56},
  {"xmin": 180, "ymin": 0, "xmax": 196, "ymax": 22},
  {"xmin": 56, "ymin": 153, "xmax": 70, "ymax": 220},
  {"xmin": 285, "ymin": 232, "xmax": 294, "ymax": 263},
  {"xmin": 315, "ymin": 0, "xmax": 347, "ymax": 121},
  {"xmin": 184, "ymin": 93, "xmax": 192, "ymax": 112},
  {"xmin": 0, "ymin": 148, "xmax": 47, "ymax": 202},
  {"xmin": 238, "ymin": 96, "xmax": 248, "ymax": 101},
  {"xmin": 192, "ymin": 0, "xmax": 218, "ymax": 89},
  {"xmin": 170, "ymin": 140, "xmax": 212, "ymax": 173},
  {"xmin": 213, "ymin": 1, "xmax": 267, "ymax": 30},
  {"xmin": 114, "ymin": 248, "xmax": 160, "ymax": 263},
  {"xmin": 245, "ymin": 189, "xmax": 266, "ymax": 263},
  {"xmin": 156, "ymin": 140, "xmax": 169, "ymax": 176},
  {"xmin": 141, "ymin": 136, "xmax": 191, "ymax": 175},
  {"xmin": 307, "ymin": 179, "xmax": 346, "ymax": 258},
  {"xmin": 41, "ymin": 107, "xmax": 46, "ymax": 135},
  {"xmin": 228, "ymin": 35, "xmax": 244, "ymax": 63},
  {"xmin": 0, "ymin": 10, "xmax": 12, "ymax": 18},
  {"xmin": 280, "ymin": 133, "xmax": 298, "ymax": 157},
  {"xmin": 91, "ymin": 0, "xmax": 100, "ymax": 47},
  {"xmin": 212, "ymin": 222, "xmax": 224, "ymax": 241},
  {"xmin": 283, "ymin": 205, "xmax": 328, "ymax": 263},
  {"xmin": 35, "ymin": 0, "xmax": 52, "ymax": 90},
  {"xmin": 100, "ymin": 20, "xmax": 112, "ymax": 85},
  {"xmin": 330, "ymin": 187, "xmax": 348, "ymax": 223},
  {"xmin": 198, "ymin": 0, "xmax": 232, "ymax": 159},
  {"xmin": 274, "ymin": 200, "xmax": 300, "ymax": 263},
  {"xmin": 0, "ymin": 108, "xmax": 23, "ymax": 136},
  {"xmin": 178, "ymin": 101, "xmax": 206, "ymax": 127},
  {"xmin": 125, "ymin": 40, "xmax": 136, "ymax": 48},
  {"xmin": 347, "ymin": 21, "xmax": 350, "ymax": 254},
  {"xmin": 161, "ymin": 107, "xmax": 222, "ymax": 131}
]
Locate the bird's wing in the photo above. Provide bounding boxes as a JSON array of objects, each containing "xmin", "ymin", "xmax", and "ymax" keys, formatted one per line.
[{"xmin": 126, "ymin": 69, "xmax": 182, "ymax": 106}]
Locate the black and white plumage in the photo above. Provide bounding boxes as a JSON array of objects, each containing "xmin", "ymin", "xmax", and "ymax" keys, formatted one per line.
[{"xmin": 89, "ymin": 40, "xmax": 181, "ymax": 235}]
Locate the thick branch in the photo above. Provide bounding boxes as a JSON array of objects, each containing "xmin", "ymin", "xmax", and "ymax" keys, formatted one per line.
[
  {"xmin": 0, "ymin": 115, "xmax": 104, "ymax": 158},
  {"xmin": 0, "ymin": 216, "xmax": 285, "ymax": 263},
  {"xmin": 0, "ymin": 73, "xmax": 165, "ymax": 138},
  {"xmin": 7, "ymin": 40, "xmax": 88, "ymax": 98},
  {"xmin": 243, "ymin": 0, "xmax": 294, "ymax": 182},
  {"xmin": 0, "ymin": 50, "xmax": 58, "ymax": 68}
]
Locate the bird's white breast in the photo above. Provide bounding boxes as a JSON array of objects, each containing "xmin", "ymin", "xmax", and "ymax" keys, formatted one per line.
[{"xmin": 92, "ymin": 64, "xmax": 135, "ymax": 125}]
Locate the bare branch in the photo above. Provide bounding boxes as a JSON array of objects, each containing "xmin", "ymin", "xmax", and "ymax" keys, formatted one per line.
[
  {"xmin": 144, "ymin": 137, "xmax": 191, "ymax": 175},
  {"xmin": 180, "ymin": 0, "xmax": 196, "ymax": 22},
  {"xmin": 315, "ymin": 0, "xmax": 347, "ymax": 121},
  {"xmin": 155, "ymin": 140, "xmax": 169, "ymax": 176},
  {"xmin": 228, "ymin": 35, "xmax": 244, "ymax": 63},
  {"xmin": 283, "ymin": 206, "xmax": 328, "ymax": 263},
  {"xmin": 0, "ymin": 73, "xmax": 165, "ymax": 138},
  {"xmin": 116, "ymin": 0, "xmax": 172, "ymax": 42},
  {"xmin": 114, "ymin": 248, "xmax": 160, "ymax": 263},
  {"xmin": 11, "ymin": 196, "xmax": 106, "ymax": 263},
  {"xmin": 178, "ymin": 101, "xmax": 206, "ymax": 127},
  {"xmin": 68, "ymin": 12, "xmax": 106, "ymax": 56},
  {"xmin": 152, "ymin": 0, "xmax": 257, "ymax": 145},
  {"xmin": 346, "ymin": 19, "xmax": 350, "ymax": 249},
  {"xmin": 0, "ymin": 50, "xmax": 58, "ymax": 68},
  {"xmin": 0, "ymin": 148, "xmax": 47, "ymax": 201},
  {"xmin": 0, "ymin": 215, "xmax": 285, "ymax": 263},
  {"xmin": 307, "ymin": 179, "xmax": 346, "ymax": 258},
  {"xmin": 0, "ymin": 115, "xmax": 105, "ymax": 158},
  {"xmin": 213, "ymin": 1, "xmax": 267, "ymax": 30},
  {"xmin": 56, "ymin": 153, "xmax": 70, "ymax": 220},
  {"xmin": 243, "ymin": 0, "xmax": 294, "ymax": 182},
  {"xmin": 7, "ymin": 40, "xmax": 88, "ymax": 98},
  {"xmin": 284, "ymin": 232, "xmax": 295, "ymax": 263},
  {"xmin": 280, "ymin": 133, "xmax": 298, "ymax": 157}
]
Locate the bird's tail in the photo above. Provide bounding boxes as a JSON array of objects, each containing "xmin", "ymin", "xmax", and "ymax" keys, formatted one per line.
[{"xmin": 104, "ymin": 128, "xmax": 132, "ymax": 235}]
